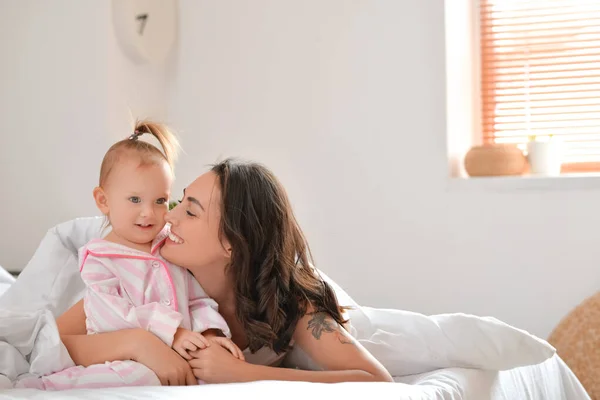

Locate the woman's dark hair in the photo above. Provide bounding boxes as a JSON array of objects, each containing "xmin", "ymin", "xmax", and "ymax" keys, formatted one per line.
[{"xmin": 211, "ymin": 158, "xmax": 347, "ymax": 354}]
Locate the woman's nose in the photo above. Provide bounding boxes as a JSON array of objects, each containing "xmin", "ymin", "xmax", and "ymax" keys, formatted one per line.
[{"xmin": 165, "ymin": 209, "xmax": 176, "ymax": 225}]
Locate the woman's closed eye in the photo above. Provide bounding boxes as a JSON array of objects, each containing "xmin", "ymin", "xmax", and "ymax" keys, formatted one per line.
[
  {"xmin": 177, "ymin": 199, "xmax": 197, "ymax": 217},
  {"xmin": 129, "ymin": 196, "xmax": 141, "ymax": 204}
]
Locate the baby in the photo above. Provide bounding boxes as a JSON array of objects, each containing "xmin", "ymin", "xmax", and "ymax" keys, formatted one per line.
[{"xmin": 17, "ymin": 121, "xmax": 241, "ymax": 390}]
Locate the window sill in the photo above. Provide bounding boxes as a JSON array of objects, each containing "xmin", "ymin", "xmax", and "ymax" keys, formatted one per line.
[{"xmin": 447, "ymin": 173, "xmax": 600, "ymax": 192}]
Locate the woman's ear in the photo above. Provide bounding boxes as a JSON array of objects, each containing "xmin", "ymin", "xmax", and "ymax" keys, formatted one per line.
[
  {"xmin": 93, "ymin": 187, "xmax": 110, "ymax": 215},
  {"xmin": 221, "ymin": 238, "xmax": 232, "ymax": 259}
]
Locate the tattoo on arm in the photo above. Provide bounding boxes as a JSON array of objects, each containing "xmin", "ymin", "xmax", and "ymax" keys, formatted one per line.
[{"xmin": 307, "ymin": 312, "xmax": 354, "ymax": 345}]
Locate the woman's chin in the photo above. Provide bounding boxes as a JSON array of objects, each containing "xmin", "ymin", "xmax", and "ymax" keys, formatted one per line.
[{"xmin": 160, "ymin": 242, "xmax": 178, "ymax": 261}]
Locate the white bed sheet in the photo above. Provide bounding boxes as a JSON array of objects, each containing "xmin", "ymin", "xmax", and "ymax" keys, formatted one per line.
[
  {"xmin": 0, "ymin": 354, "xmax": 589, "ymax": 400},
  {"xmin": 396, "ymin": 353, "xmax": 589, "ymax": 400}
]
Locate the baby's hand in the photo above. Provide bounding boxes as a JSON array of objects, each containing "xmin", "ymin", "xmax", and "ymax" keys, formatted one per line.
[{"xmin": 172, "ymin": 328, "xmax": 211, "ymax": 360}]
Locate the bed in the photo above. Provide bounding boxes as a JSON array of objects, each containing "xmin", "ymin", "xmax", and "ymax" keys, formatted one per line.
[
  {"xmin": 0, "ymin": 356, "xmax": 589, "ymax": 400},
  {"xmin": 0, "ymin": 346, "xmax": 588, "ymax": 400},
  {"xmin": 0, "ymin": 217, "xmax": 591, "ymax": 400}
]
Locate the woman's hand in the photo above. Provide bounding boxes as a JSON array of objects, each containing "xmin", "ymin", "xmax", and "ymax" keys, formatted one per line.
[
  {"xmin": 134, "ymin": 330, "xmax": 198, "ymax": 386},
  {"xmin": 188, "ymin": 343, "xmax": 249, "ymax": 383}
]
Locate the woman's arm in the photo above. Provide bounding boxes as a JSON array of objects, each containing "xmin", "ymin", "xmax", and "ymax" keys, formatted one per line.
[
  {"xmin": 57, "ymin": 299, "xmax": 196, "ymax": 386},
  {"xmin": 57, "ymin": 299, "xmax": 138, "ymax": 365},
  {"xmin": 246, "ymin": 309, "xmax": 392, "ymax": 383},
  {"xmin": 189, "ymin": 308, "xmax": 393, "ymax": 383}
]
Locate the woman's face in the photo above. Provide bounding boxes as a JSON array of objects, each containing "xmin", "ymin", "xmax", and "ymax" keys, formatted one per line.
[{"xmin": 162, "ymin": 171, "xmax": 231, "ymax": 273}]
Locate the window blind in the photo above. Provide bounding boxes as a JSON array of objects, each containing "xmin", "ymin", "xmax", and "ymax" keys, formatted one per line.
[{"xmin": 480, "ymin": 0, "xmax": 600, "ymax": 170}]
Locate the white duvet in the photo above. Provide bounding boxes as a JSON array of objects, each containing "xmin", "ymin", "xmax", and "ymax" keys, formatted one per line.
[{"xmin": 0, "ymin": 217, "xmax": 591, "ymax": 399}]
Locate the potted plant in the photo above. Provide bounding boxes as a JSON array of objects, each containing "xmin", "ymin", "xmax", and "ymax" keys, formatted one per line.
[{"xmin": 526, "ymin": 134, "xmax": 563, "ymax": 176}]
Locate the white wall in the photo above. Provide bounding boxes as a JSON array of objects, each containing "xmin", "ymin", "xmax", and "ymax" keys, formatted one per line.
[
  {"xmin": 0, "ymin": 0, "xmax": 109, "ymax": 271},
  {"xmin": 168, "ymin": 0, "xmax": 600, "ymax": 339},
  {"xmin": 2, "ymin": 0, "xmax": 599, "ymax": 340},
  {"xmin": 0, "ymin": 1, "xmax": 169, "ymax": 272}
]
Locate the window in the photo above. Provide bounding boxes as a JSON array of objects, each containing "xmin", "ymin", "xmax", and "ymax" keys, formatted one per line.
[{"xmin": 480, "ymin": 0, "xmax": 600, "ymax": 172}]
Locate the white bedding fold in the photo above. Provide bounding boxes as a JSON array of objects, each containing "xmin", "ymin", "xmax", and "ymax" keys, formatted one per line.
[
  {"xmin": 0, "ymin": 267, "xmax": 14, "ymax": 297},
  {"xmin": 0, "ymin": 308, "xmax": 74, "ymax": 384}
]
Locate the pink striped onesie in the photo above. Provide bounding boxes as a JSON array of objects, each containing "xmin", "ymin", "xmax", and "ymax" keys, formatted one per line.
[{"xmin": 17, "ymin": 228, "xmax": 230, "ymax": 390}]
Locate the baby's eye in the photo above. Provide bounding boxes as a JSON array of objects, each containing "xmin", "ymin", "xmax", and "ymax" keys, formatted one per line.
[
  {"xmin": 129, "ymin": 196, "xmax": 141, "ymax": 204},
  {"xmin": 156, "ymin": 198, "xmax": 167, "ymax": 205}
]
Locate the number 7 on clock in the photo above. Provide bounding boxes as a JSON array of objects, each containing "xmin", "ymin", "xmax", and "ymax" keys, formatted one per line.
[{"xmin": 136, "ymin": 13, "xmax": 148, "ymax": 35}]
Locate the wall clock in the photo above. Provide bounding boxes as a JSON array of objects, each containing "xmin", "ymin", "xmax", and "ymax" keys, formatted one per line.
[{"xmin": 112, "ymin": 0, "xmax": 178, "ymax": 64}]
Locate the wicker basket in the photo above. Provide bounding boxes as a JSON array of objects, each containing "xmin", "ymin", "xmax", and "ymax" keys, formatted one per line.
[
  {"xmin": 548, "ymin": 292, "xmax": 600, "ymax": 399},
  {"xmin": 464, "ymin": 144, "xmax": 527, "ymax": 177}
]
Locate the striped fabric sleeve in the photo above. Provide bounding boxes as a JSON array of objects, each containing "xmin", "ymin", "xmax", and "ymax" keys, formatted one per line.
[
  {"xmin": 80, "ymin": 253, "xmax": 183, "ymax": 346},
  {"xmin": 187, "ymin": 276, "xmax": 231, "ymax": 338}
]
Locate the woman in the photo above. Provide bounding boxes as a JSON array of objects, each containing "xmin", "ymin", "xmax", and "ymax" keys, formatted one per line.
[{"xmin": 57, "ymin": 158, "xmax": 393, "ymax": 385}]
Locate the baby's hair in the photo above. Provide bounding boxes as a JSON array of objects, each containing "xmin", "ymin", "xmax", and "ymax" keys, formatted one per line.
[{"xmin": 99, "ymin": 120, "xmax": 179, "ymax": 187}]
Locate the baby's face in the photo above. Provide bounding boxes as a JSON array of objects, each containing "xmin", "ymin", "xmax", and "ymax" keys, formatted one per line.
[{"xmin": 101, "ymin": 158, "xmax": 173, "ymax": 246}]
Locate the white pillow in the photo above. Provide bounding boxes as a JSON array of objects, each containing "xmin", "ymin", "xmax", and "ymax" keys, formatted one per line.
[
  {"xmin": 307, "ymin": 272, "xmax": 556, "ymax": 375},
  {"xmin": 355, "ymin": 307, "xmax": 555, "ymax": 376}
]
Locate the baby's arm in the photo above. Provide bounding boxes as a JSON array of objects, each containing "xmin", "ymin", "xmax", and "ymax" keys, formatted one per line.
[{"xmin": 80, "ymin": 252, "xmax": 183, "ymax": 346}]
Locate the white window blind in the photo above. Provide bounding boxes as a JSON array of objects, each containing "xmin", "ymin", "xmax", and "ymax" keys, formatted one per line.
[{"xmin": 480, "ymin": 0, "xmax": 600, "ymax": 170}]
